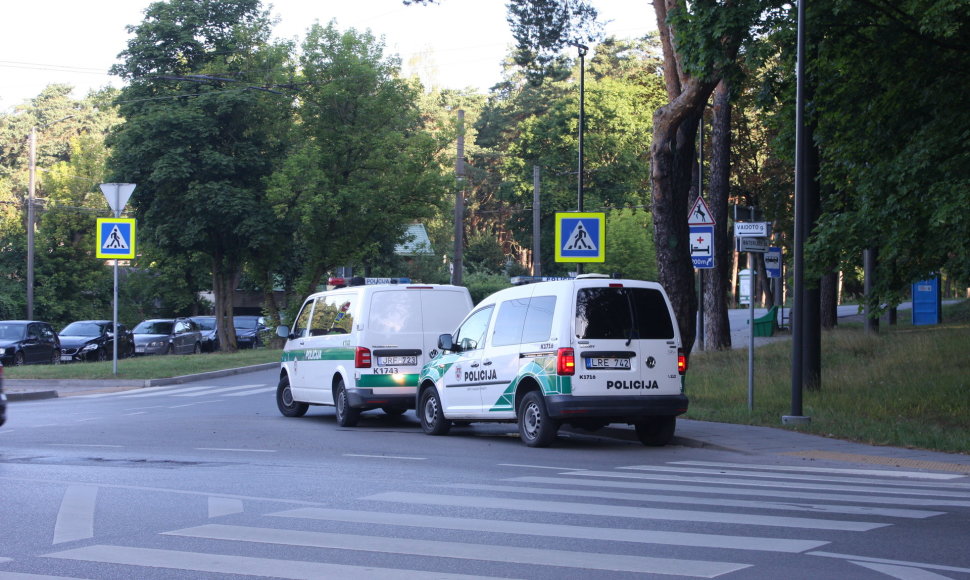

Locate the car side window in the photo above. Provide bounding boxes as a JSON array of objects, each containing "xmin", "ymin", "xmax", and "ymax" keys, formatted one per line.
[
  {"xmin": 521, "ymin": 296, "xmax": 557, "ymax": 343},
  {"xmin": 292, "ymin": 301, "xmax": 313, "ymax": 338},
  {"xmin": 174, "ymin": 320, "xmax": 187, "ymax": 334},
  {"xmin": 453, "ymin": 306, "xmax": 494, "ymax": 352}
]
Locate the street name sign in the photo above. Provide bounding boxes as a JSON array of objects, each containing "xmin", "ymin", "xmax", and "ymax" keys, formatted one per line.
[
  {"xmin": 96, "ymin": 218, "xmax": 136, "ymax": 260},
  {"xmin": 555, "ymin": 212, "xmax": 605, "ymax": 262},
  {"xmin": 735, "ymin": 236, "xmax": 769, "ymax": 253},
  {"xmin": 734, "ymin": 221, "xmax": 770, "ymax": 237}
]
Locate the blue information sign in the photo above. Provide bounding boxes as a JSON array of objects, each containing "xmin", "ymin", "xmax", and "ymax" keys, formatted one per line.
[
  {"xmin": 689, "ymin": 225, "xmax": 714, "ymax": 269},
  {"xmin": 555, "ymin": 213, "xmax": 605, "ymax": 263}
]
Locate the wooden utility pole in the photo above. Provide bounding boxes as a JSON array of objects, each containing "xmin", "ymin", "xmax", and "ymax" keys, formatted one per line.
[{"xmin": 452, "ymin": 110, "xmax": 465, "ymax": 286}]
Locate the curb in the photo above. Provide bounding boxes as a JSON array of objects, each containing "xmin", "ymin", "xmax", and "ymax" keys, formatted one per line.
[{"xmin": 4, "ymin": 362, "xmax": 279, "ymax": 401}]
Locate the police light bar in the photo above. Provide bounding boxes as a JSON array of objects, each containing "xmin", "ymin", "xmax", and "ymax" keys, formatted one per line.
[{"xmin": 328, "ymin": 276, "xmax": 412, "ymax": 288}]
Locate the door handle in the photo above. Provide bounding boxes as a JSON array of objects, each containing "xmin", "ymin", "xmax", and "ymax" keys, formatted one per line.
[
  {"xmin": 482, "ymin": 360, "xmax": 493, "ymax": 366},
  {"xmin": 469, "ymin": 362, "xmax": 480, "ymax": 368}
]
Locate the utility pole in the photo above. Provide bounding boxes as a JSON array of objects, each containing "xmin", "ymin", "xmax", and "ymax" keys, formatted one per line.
[
  {"xmin": 452, "ymin": 110, "xmax": 465, "ymax": 286},
  {"xmin": 533, "ymin": 165, "xmax": 541, "ymax": 277},
  {"xmin": 26, "ymin": 127, "xmax": 37, "ymax": 319},
  {"xmin": 574, "ymin": 43, "xmax": 588, "ymax": 276}
]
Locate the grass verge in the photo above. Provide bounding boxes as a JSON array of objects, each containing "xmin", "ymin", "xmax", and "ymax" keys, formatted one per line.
[
  {"xmin": 684, "ymin": 300, "xmax": 970, "ymax": 454},
  {"xmin": 3, "ymin": 349, "xmax": 281, "ymax": 381}
]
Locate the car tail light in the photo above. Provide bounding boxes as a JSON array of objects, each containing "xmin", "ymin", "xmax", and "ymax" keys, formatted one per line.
[
  {"xmin": 557, "ymin": 347, "xmax": 575, "ymax": 376},
  {"xmin": 678, "ymin": 348, "xmax": 688, "ymax": 375},
  {"xmin": 355, "ymin": 347, "xmax": 372, "ymax": 368}
]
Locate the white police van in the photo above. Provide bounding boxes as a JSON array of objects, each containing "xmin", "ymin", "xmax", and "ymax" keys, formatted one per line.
[
  {"xmin": 276, "ymin": 278, "xmax": 473, "ymax": 427},
  {"xmin": 417, "ymin": 275, "xmax": 688, "ymax": 447}
]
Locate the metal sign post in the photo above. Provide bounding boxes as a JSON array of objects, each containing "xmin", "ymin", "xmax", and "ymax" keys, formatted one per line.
[{"xmin": 99, "ymin": 183, "xmax": 136, "ymax": 375}]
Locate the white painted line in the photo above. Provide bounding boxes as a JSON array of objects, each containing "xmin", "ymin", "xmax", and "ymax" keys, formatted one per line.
[
  {"xmin": 47, "ymin": 444, "xmax": 123, "ymax": 448},
  {"xmin": 195, "ymin": 448, "xmax": 276, "ymax": 453},
  {"xmin": 0, "ymin": 571, "xmax": 82, "ymax": 579},
  {"xmin": 44, "ymin": 545, "xmax": 495, "ymax": 580},
  {"xmin": 570, "ymin": 470, "xmax": 970, "ymax": 500},
  {"xmin": 109, "ymin": 386, "xmax": 214, "ymax": 398},
  {"xmin": 208, "ymin": 497, "xmax": 244, "ymax": 518},
  {"xmin": 169, "ymin": 403, "xmax": 206, "ymax": 408},
  {"xmin": 222, "ymin": 387, "xmax": 275, "ymax": 397},
  {"xmin": 849, "ymin": 561, "xmax": 955, "ymax": 580},
  {"xmin": 510, "ymin": 475, "xmax": 970, "ymax": 509},
  {"xmin": 344, "ymin": 454, "xmax": 426, "ymax": 461},
  {"xmin": 366, "ymin": 492, "xmax": 888, "ymax": 531},
  {"xmin": 271, "ymin": 507, "xmax": 828, "ymax": 554},
  {"xmin": 123, "ymin": 412, "xmax": 147, "ymax": 416},
  {"xmin": 618, "ymin": 465, "xmax": 970, "ymax": 492},
  {"xmin": 167, "ymin": 524, "xmax": 750, "ymax": 577},
  {"xmin": 53, "ymin": 485, "xmax": 97, "ymax": 545},
  {"xmin": 443, "ymin": 483, "xmax": 942, "ymax": 519},
  {"xmin": 175, "ymin": 385, "xmax": 269, "ymax": 397},
  {"xmin": 669, "ymin": 460, "xmax": 967, "ymax": 480},
  {"xmin": 498, "ymin": 463, "xmax": 591, "ymax": 471},
  {"xmin": 809, "ymin": 551, "xmax": 970, "ymax": 575}
]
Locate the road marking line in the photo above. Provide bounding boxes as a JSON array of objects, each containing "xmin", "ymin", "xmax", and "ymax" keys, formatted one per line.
[
  {"xmin": 53, "ymin": 485, "xmax": 97, "ymax": 545},
  {"xmin": 344, "ymin": 454, "xmax": 426, "ymax": 460},
  {"xmin": 174, "ymin": 385, "xmax": 270, "ymax": 397},
  {"xmin": 669, "ymin": 460, "xmax": 967, "ymax": 480},
  {"xmin": 46, "ymin": 444, "xmax": 123, "ymax": 448},
  {"xmin": 498, "ymin": 463, "xmax": 589, "ymax": 471},
  {"xmin": 809, "ymin": 551, "xmax": 970, "ymax": 575},
  {"xmin": 44, "ymin": 545, "xmax": 495, "ymax": 580},
  {"xmin": 222, "ymin": 387, "xmax": 275, "ymax": 397},
  {"xmin": 271, "ymin": 507, "xmax": 828, "ymax": 553},
  {"xmin": 208, "ymin": 497, "xmax": 244, "ymax": 518},
  {"xmin": 443, "ymin": 483, "xmax": 943, "ymax": 519},
  {"xmin": 166, "ymin": 524, "xmax": 750, "ymax": 577},
  {"xmin": 366, "ymin": 492, "xmax": 888, "ymax": 531},
  {"xmin": 195, "ymin": 448, "xmax": 276, "ymax": 453},
  {"xmin": 784, "ymin": 451, "xmax": 970, "ymax": 475},
  {"xmin": 849, "ymin": 561, "xmax": 955, "ymax": 580}
]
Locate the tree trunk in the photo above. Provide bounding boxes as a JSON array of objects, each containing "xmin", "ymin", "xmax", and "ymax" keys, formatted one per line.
[
  {"xmin": 703, "ymin": 80, "xmax": 733, "ymax": 350},
  {"xmin": 212, "ymin": 256, "xmax": 240, "ymax": 352},
  {"xmin": 820, "ymin": 270, "xmax": 839, "ymax": 329}
]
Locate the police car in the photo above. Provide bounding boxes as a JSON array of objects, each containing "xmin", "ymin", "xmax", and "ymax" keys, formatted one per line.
[
  {"xmin": 417, "ymin": 275, "xmax": 688, "ymax": 447},
  {"xmin": 276, "ymin": 278, "xmax": 473, "ymax": 427}
]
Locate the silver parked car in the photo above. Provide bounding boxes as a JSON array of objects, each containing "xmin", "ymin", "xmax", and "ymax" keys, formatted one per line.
[{"xmin": 132, "ymin": 318, "xmax": 202, "ymax": 355}]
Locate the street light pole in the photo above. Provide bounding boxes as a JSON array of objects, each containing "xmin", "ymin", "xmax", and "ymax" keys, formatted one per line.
[
  {"xmin": 574, "ymin": 42, "xmax": 588, "ymax": 275},
  {"xmin": 26, "ymin": 127, "xmax": 37, "ymax": 319}
]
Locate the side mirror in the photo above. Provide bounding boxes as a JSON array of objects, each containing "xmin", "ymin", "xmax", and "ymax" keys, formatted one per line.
[
  {"xmin": 276, "ymin": 325, "xmax": 290, "ymax": 339},
  {"xmin": 437, "ymin": 333, "xmax": 456, "ymax": 352}
]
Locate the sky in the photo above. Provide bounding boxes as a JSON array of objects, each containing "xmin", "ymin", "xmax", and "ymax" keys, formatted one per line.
[{"xmin": 0, "ymin": 0, "xmax": 656, "ymax": 112}]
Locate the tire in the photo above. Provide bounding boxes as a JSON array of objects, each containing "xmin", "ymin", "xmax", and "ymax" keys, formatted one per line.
[
  {"xmin": 13, "ymin": 351, "xmax": 25, "ymax": 366},
  {"xmin": 166, "ymin": 343, "xmax": 174, "ymax": 355},
  {"xmin": 381, "ymin": 406, "xmax": 407, "ymax": 416},
  {"xmin": 334, "ymin": 380, "xmax": 360, "ymax": 427},
  {"xmin": 418, "ymin": 387, "xmax": 451, "ymax": 436},
  {"xmin": 276, "ymin": 375, "xmax": 308, "ymax": 418},
  {"xmin": 635, "ymin": 416, "xmax": 676, "ymax": 447},
  {"xmin": 193, "ymin": 342, "xmax": 202, "ymax": 355},
  {"xmin": 518, "ymin": 391, "xmax": 559, "ymax": 447},
  {"xmin": 51, "ymin": 349, "xmax": 61, "ymax": 365},
  {"xmin": 96, "ymin": 348, "xmax": 107, "ymax": 362}
]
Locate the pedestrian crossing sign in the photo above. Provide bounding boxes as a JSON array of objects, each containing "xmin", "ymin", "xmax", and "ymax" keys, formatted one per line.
[
  {"xmin": 555, "ymin": 212, "xmax": 605, "ymax": 263},
  {"xmin": 96, "ymin": 218, "xmax": 136, "ymax": 259}
]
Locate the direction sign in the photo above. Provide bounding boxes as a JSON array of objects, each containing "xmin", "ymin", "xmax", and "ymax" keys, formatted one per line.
[
  {"xmin": 734, "ymin": 221, "xmax": 770, "ymax": 237},
  {"xmin": 555, "ymin": 212, "xmax": 605, "ymax": 263},
  {"xmin": 735, "ymin": 236, "xmax": 769, "ymax": 253},
  {"xmin": 765, "ymin": 247, "xmax": 782, "ymax": 278},
  {"xmin": 96, "ymin": 218, "xmax": 136, "ymax": 260},
  {"xmin": 689, "ymin": 225, "xmax": 714, "ymax": 269},
  {"xmin": 688, "ymin": 197, "xmax": 715, "ymax": 226}
]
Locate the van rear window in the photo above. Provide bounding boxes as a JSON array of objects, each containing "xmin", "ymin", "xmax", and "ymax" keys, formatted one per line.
[{"xmin": 575, "ymin": 287, "xmax": 674, "ymax": 340}]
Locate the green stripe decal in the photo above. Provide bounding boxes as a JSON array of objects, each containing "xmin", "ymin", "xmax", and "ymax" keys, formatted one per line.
[
  {"xmin": 358, "ymin": 374, "xmax": 419, "ymax": 388},
  {"xmin": 281, "ymin": 348, "xmax": 354, "ymax": 362}
]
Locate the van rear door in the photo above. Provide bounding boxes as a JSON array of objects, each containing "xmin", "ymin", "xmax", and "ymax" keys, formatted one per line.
[{"xmin": 572, "ymin": 284, "xmax": 682, "ymax": 397}]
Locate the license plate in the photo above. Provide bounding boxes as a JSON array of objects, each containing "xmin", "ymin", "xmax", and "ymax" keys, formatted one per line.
[
  {"xmin": 60, "ymin": 355, "xmax": 74, "ymax": 362},
  {"xmin": 586, "ymin": 357, "xmax": 631, "ymax": 369},
  {"xmin": 378, "ymin": 356, "xmax": 417, "ymax": 366}
]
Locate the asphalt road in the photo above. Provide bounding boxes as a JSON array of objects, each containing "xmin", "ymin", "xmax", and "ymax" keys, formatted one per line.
[{"xmin": 2, "ymin": 366, "xmax": 969, "ymax": 579}]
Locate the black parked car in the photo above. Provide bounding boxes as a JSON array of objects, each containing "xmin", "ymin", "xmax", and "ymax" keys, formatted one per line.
[
  {"xmin": 189, "ymin": 316, "xmax": 219, "ymax": 352},
  {"xmin": 132, "ymin": 318, "xmax": 202, "ymax": 355},
  {"xmin": 58, "ymin": 320, "xmax": 135, "ymax": 362},
  {"xmin": 233, "ymin": 316, "xmax": 267, "ymax": 349},
  {"xmin": 0, "ymin": 321, "xmax": 61, "ymax": 366}
]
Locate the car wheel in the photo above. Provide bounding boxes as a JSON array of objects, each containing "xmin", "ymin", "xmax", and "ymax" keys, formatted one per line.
[
  {"xmin": 276, "ymin": 375, "xmax": 308, "ymax": 418},
  {"xmin": 518, "ymin": 390, "xmax": 559, "ymax": 448},
  {"xmin": 193, "ymin": 342, "xmax": 202, "ymax": 355},
  {"xmin": 166, "ymin": 343, "xmax": 174, "ymax": 355},
  {"xmin": 634, "ymin": 416, "xmax": 676, "ymax": 447},
  {"xmin": 418, "ymin": 387, "xmax": 451, "ymax": 436},
  {"xmin": 334, "ymin": 380, "xmax": 360, "ymax": 427},
  {"xmin": 13, "ymin": 351, "xmax": 25, "ymax": 366},
  {"xmin": 96, "ymin": 348, "xmax": 107, "ymax": 362},
  {"xmin": 51, "ymin": 349, "xmax": 61, "ymax": 365}
]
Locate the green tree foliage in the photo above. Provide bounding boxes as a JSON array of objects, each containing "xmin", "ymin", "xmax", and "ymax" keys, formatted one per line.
[
  {"xmin": 108, "ymin": 0, "xmax": 293, "ymax": 350},
  {"xmin": 601, "ymin": 208, "xmax": 656, "ymax": 281},
  {"xmin": 267, "ymin": 22, "xmax": 449, "ymax": 304}
]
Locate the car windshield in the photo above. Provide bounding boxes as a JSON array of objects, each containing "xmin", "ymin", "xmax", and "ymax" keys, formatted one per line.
[
  {"xmin": 61, "ymin": 322, "xmax": 103, "ymax": 336},
  {"xmin": 0, "ymin": 324, "xmax": 26, "ymax": 340},
  {"xmin": 134, "ymin": 321, "xmax": 173, "ymax": 335},
  {"xmin": 194, "ymin": 318, "xmax": 216, "ymax": 331},
  {"xmin": 233, "ymin": 317, "xmax": 259, "ymax": 329}
]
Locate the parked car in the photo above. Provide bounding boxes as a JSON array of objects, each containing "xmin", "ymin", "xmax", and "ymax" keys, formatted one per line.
[
  {"xmin": 132, "ymin": 318, "xmax": 202, "ymax": 355},
  {"xmin": 1, "ymin": 360, "xmax": 6, "ymax": 427},
  {"xmin": 0, "ymin": 321, "xmax": 61, "ymax": 366},
  {"xmin": 233, "ymin": 315, "xmax": 267, "ymax": 349},
  {"xmin": 58, "ymin": 320, "xmax": 135, "ymax": 362},
  {"xmin": 189, "ymin": 316, "xmax": 219, "ymax": 352}
]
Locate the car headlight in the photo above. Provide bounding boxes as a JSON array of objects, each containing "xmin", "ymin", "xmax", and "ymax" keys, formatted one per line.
[
  {"xmin": 82, "ymin": 344, "xmax": 98, "ymax": 352},
  {"xmin": 0, "ymin": 347, "xmax": 5, "ymax": 355},
  {"xmin": 148, "ymin": 340, "xmax": 165, "ymax": 348}
]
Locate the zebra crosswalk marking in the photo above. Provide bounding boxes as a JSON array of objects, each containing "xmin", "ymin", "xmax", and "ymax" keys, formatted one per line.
[
  {"xmin": 165, "ymin": 523, "xmax": 751, "ymax": 577},
  {"xmin": 271, "ymin": 507, "xmax": 829, "ymax": 553},
  {"xmin": 44, "ymin": 545, "xmax": 495, "ymax": 580},
  {"xmin": 669, "ymin": 460, "xmax": 967, "ymax": 481},
  {"xmin": 365, "ymin": 492, "xmax": 888, "ymax": 531},
  {"xmin": 442, "ymin": 483, "xmax": 943, "ymax": 519}
]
